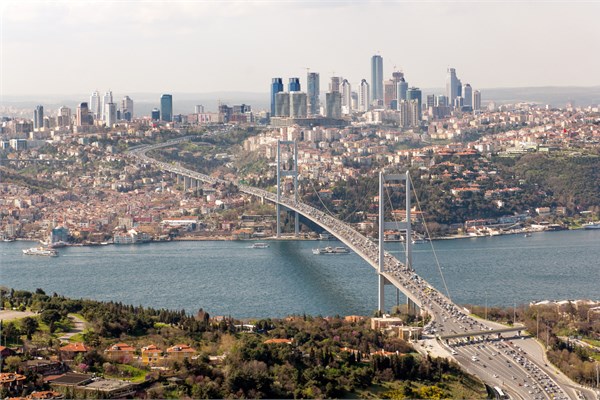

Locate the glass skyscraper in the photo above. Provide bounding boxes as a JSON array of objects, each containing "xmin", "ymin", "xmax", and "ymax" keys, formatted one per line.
[
  {"xmin": 371, "ymin": 55, "xmax": 383, "ymax": 103},
  {"xmin": 307, "ymin": 72, "xmax": 320, "ymax": 116},
  {"xmin": 160, "ymin": 94, "xmax": 173, "ymax": 122},
  {"xmin": 271, "ymin": 78, "xmax": 284, "ymax": 116},
  {"xmin": 288, "ymin": 77, "xmax": 300, "ymax": 92}
]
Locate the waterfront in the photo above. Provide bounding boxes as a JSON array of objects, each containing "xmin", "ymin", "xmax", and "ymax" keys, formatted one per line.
[{"xmin": 1, "ymin": 229, "xmax": 598, "ymax": 318}]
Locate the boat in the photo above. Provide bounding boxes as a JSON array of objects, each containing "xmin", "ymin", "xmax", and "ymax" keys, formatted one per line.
[
  {"xmin": 250, "ymin": 242, "xmax": 270, "ymax": 249},
  {"xmin": 523, "ymin": 233, "xmax": 532, "ymax": 238},
  {"xmin": 312, "ymin": 246, "xmax": 349, "ymax": 255},
  {"xmin": 2, "ymin": 238, "xmax": 15, "ymax": 242},
  {"xmin": 583, "ymin": 222, "xmax": 600, "ymax": 230},
  {"xmin": 23, "ymin": 247, "xmax": 58, "ymax": 257}
]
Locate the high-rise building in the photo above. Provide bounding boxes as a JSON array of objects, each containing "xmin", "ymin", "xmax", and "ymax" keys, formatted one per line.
[
  {"xmin": 195, "ymin": 105, "xmax": 204, "ymax": 114},
  {"xmin": 446, "ymin": 68, "xmax": 459, "ymax": 106},
  {"xmin": 275, "ymin": 92, "xmax": 290, "ymax": 117},
  {"xmin": 371, "ymin": 55, "xmax": 383, "ymax": 103},
  {"xmin": 160, "ymin": 94, "xmax": 173, "ymax": 122},
  {"xmin": 383, "ymin": 79, "xmax": 397, "ymax": 109},
  {"xmin": 325, "ymin": 92, "xmax": 342, "ymax": 119},
  {"xmin": 271, "ymin": 78, "xmax": 284, "ymax": 116},
  {"xmin": 151, "ymin": 108, "xmax": 160, "ymax": 121},
  {"xmin": 307, "ymin": 72, "xmax": 320, "ymax": 116},
  {"xmin": 436, "ymin": 95, "xmax": 448, "ymax": 107},
  {"xmin": 76, "ymin": 102, "xmax": 89, "ymax": 126},
  {"xmin": 105, "ymin": 102, "xmax": 117, "ymax": 127},
  {"xmin": 90, "ymin": 91, "xmax": 101, "ymax": 119},
  {"xmin": 121, "ymin": 96, "xmax": 134, "ymax": 121},
  {"xmin": 102, "ymin": 91, "xmax": 113, "ymax": 121},
  {"xmin": 288, "ymin": 77, "xmax": 301, "ymax": 92},
  {"xmin": 329, "ymin": 76, "xmax": 341, "ymax": 93},
  {"xmin": 462, "ymin": 84, "xmax": 472, "ymax": 108},
  {"xmin": 358, "ymin": 79, "xmax": 370, "ymax": 112},
  {"xmin": 426, "ymin": 95, "xmax": 436, "ymax": 108},
  {"xmin": 396, "ymin": 77, "xmax": 408, "ymax": 105},
  {"xmin": 33, "ymin": 105, "xmax": 44, "ymax": 130},
  {"xmin": 57, "ymin": 106, "xmax": 72, "ymax": 127},
  {"xmin": 290, "ymin": 92, "xmax": 307, "ymax": 118},
  {"xmin": 473, "ymin": 90, "xmax": 481, "ymax": 111},
  {"xmin": 341, "ymin": 79, "xmax": 352, "ymax": 115},
  {"xmin": 407, "ymin": 87, "xmax": 422, "ymax": 121}
]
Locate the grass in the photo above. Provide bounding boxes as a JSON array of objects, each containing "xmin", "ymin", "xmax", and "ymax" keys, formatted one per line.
[
  {"xmin": 105, "ymin": 364, "xmax": 148, "ymax": 383},
  {"xmin": 70, "ymin": 313, "xmax": 88, "ymax": 322},
  {"xmin": 69, "ymin": 333, "xmax": 85, "ymax": 343},
  {"xmin": 582, "ymin": 338, "xmax": 600, "ymax": 348},
  {"xmin": 154, "ymin": 322, "xmax": 170, "ymax": 329}
]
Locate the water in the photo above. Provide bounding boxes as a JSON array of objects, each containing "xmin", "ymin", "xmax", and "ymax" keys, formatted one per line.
[{"xmin": 1, "ymin": 230, "xmax": 598, "ymax": 318}]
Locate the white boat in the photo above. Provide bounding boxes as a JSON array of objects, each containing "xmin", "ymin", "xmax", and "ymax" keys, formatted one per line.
[
  {"xmin": 250, "ymin": 242, "xmax": 270, "ymax": 249},
  {"xmin": 523, "ymin": 233, "xmax": 532, "ymax": 238},
  {"xmin": 23, "ymin": 247, "xmax": 58, "ymax": 257},
  {"xmin": 583, "ymin": 222, "xmax": 600, "ymax": 230},
  {"xmin": 312, "ymin": 246, "xmax": 349, "ymax": 255}
]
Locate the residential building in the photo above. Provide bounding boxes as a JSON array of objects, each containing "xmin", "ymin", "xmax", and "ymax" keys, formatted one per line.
[
  {"xmin": 104, "ymin": 343, "xmax": 136, "ymax": 363},
  {"xmin": 358, "ymin": 79, "xmax": 370, "ymax": 112},
  {"xmin": 473, "ymin": 90, "xmax": 481, "ymax": 111},
  {"xmin": 325, "ymin": 92, "xmax": 342, "ymax": 119},
  {"xmin": 289, "ymin": 91, "xmax": 307, "ymax": 118},
  {"xmin": 141, "ymin": 345, "xmax": 162, "ymax": 366},
  {"xmin": 275, "ymin": 92, "xmax": 290, "ymax": 117},
  {"xmin": 166, "ymin": 344, "xmax": 196, "ymax": 364},
  {"xmin": 59, "ymin": 342, "xmax": 90, "ymax": 361}
]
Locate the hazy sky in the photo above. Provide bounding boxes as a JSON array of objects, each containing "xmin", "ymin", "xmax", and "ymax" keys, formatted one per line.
[{"xmin": 2, "ymin": 0, "xmax": 600, "ymax": 96}]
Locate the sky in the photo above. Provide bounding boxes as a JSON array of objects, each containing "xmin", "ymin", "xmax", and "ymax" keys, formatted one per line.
[{"xmin": 2, "ymin": 0, "xmax": 600, "ymax": 96}]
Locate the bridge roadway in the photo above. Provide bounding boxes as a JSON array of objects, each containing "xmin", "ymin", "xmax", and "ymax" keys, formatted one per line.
[{"xmin": 129, "ymin": 138, "xmax": 596, "ymax": 400}]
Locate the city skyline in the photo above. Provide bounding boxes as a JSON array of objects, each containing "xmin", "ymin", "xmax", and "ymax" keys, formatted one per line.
[{"xmin": 2, "ymin": 1, "xmax": 600, "ymax": 96}]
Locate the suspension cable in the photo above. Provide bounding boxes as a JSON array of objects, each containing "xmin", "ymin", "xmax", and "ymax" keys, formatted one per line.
[
  {"xmin": 409, "ymin": 174, "xmax": 452, "ymax": 301},
  {"xmin": 383, "ymin": 182, "xmax": 407, "ymax": 256}
]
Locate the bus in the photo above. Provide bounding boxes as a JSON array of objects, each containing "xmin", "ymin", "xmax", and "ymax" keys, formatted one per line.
[{"xmin": 494, "ymin": 386, "xmax": 509, "ymax": 399}]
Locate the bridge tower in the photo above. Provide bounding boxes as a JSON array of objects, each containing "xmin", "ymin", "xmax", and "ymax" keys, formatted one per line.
[
  {"xmin": 378, "ymin": 170, "xmax": 413, "ymax": 313},
  {"xmin": 276, "ymin": 140, "xmax": 300, "ymax": 237}
]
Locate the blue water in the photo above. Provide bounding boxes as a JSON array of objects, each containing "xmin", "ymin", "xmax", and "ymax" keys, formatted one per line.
[{"xmin": 1, "ymin": 230, "xmax": 598, "ymax": 318}]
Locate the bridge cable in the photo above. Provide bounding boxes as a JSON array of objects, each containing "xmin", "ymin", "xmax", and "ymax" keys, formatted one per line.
[
  {"xmin": 408, "ymin": 174, "xmax": 452, "ymax": 301},
  {"xmin": 383, "ymin": 183, "xmax": 407, "ymax": 258}
]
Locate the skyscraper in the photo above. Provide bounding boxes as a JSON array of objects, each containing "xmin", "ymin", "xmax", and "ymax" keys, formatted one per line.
[
  {"xmin": 396, "ymin": 76, "xmax": 408, "ymax": 105},
  {"xmin": 446, "ymin": 68, "xmax": 459, "ymax": 106},
  {"xmin": 341, "ymin": 79, "xmax": 352, "ymax": 115},
  {"xmin": 325, "ymin": 92, "xmax": 342, "ymax": 119},
  {"xmin": 121, "ymin": 96, "xmax": 134, "ymax": 121},
  {"xmin": 76, "ymin": 102, "xmax": 89, "ymax": 126},
  {"xmin": 473, "ymin": 90, "xmax": 481, "ymax": 111},
  {"xmin": 358, "ymin": 79, "xmax": 370, "ymax": 112},
  {"xmin": 271, "ymin": 78, "xmax": 284, "ymax": 116},
  {"xmin": 307, "ymin": 72, "xmax": 320, "ymax": 116},
  {"xmin": 33, "ymin": 105, "xmax": 44, "ymax": 130},
  {"xmin": 275, "ymin": 92, "xmax": 290, "ymax": 117},
  {"xmin": 329, "ymin": 76, "xmax": 341, "ymax": 93},
  {"xmin": 57, "ymin": 106, "xmax": 71, "ymax": 127},
  {"xmin": 371, "ymin": 55, "xmax": 383, "ymax": 103},
  {"xmin": 160, "ymin": 94, "xmax": 173, "ymax": 122},
  {"xmin": 90, "ymin": 91, "xmax": 101, "ymax": 119},
  {"xmin": 462, "ymin": 84, "xmax": 472, "ymax": 109},
  {"xmin": 407, "ymin": 87, "xmax": 422, "ymax": 121},
  {"xmin": 288, "ymin": 77, "xmax": 300, "ymax": 92},
  {"xmin": 289, "ymin": 92, "xmax": 307, "ymax": 118},
  {"xmin": 106, "ymin": 102, "xmax": 117, "ymax": 127},
  {"xmin": 151, "ymin": 108, "xmax": 160, "ymax": 121},
  {"xmin": 102, "ymin": 91, "xmax": 113, "ymax": 121}
]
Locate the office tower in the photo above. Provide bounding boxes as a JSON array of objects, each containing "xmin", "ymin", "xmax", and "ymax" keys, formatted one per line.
[
  {"xmin": 195, "ymin": 105, "xmax": 204, "ymax": 114},
  {"xmin": 33, "ymin": 105, "xmax": 44, "ymax": 130},
  {"xmin": 121, "ymin": 96, "xmax": 134, "ymax": 121},
  {"xmin": 446, "ymin": 68, "xmax": 459, "ymax": 106},
  {"xmin": 290, "ymin": 92, "xmax": 307, "ymax": 118},
  {"xmin": 325, "ymin": 92, "xmax": 342, "ymax": 119},
  {"xmin": 76, "ymin": 102, "xmax": 89, "ymax": 126},
  {"xmin": 462, "ymin": 84, "xmax": 472, "ymax": 108},
  {"xmin": 358, "ymin": 79, "xmax": 370, "ymax": 112},
  {"xmin": 407, "ymin": 87, "xmax": 422, "ymax": 121},
  {"xmin": 90, "ymin": 91, "xmax": 101, "ymax": 119},
  {"xmin": 426, "ymin": 95, "xmax": 436, "ymax": 108},
  {"xmin": 275, "ymin": 92, "xmax": 290, "ymax": 117},
  {"xmin": 57, "ymin": 106, "xmax": 72, "ymax": 127},
  {"xmin": 329, "ymin": 76, "xmax": 341, "ymax": 93},
  {"xmin": 473, "ymin": 90, "xmax": 481, "ymax": 111},
  {"xmin": 307, "ymin": 72, "xmax": 320, "ymax": 116},
  {"xmin": 102, "ymin": 91, "xmax": 113, "ymax": 121},
  {"xmin": 160, "ymin": 94, "xmax": 173, "ymax": 122},
  {"xmin": 436, "ymin": 95, "xmax": 448, "ymax": 107},
  {"xmin": 384, "ymin": 80, "xmax": 397, "ymax": 109},
  {"xmin": 105, "ymin": 103, "xmax": 117, "ymax": 127},
  {"xmin": 371, "ymin": 55, "xmax": 383, "ymax": 103},
  {"xmin": 341, "ymin": 79, "xmax": 352, "ymax": 115},
  {"xmin": 288, "ymin": 77, "xmax": 300, "ymax": 92},
  {"xmin": 396, "ymin": 76, "xmax": 408, "ymax": 105},
  {"xmin": 271, "ymin": 78, "xmax": 284, "ymax": 116},
  {"xmin": 151, "ymin": 108, "xmax": 160, "ymax": 121}
]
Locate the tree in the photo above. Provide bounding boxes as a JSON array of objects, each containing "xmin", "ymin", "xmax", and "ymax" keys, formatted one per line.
[
  {"xmin": 21, "ymin": 317, "xmax": 39, "ymax": 340},
  {"xmin": 4, "ymin": 356, "xmax": 22, "ymax": 372}
]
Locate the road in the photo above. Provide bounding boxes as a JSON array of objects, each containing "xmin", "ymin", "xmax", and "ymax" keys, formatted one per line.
[
  {"xmin": 57, "ymin": 314, "xmax": 87, "ymax": 342},
  {"xmin": 0, "ymin": 309, "xmax": 35, "ymax": 321}
]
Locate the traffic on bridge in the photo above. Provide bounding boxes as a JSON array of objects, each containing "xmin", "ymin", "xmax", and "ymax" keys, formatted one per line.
[{"xmin": 129, "ymin": 137, "xmax": 595, "ymax": 400}]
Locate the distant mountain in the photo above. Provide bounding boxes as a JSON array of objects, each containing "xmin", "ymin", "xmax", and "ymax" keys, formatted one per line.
[{"xmin": 2, "ymin": 87, "xmax": 599, "ymax": 117}]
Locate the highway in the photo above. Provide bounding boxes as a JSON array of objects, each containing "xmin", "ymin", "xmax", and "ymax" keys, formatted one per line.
[{"xmin": 129, "ymin": 137, "xmax": 598, "ymax": 400}]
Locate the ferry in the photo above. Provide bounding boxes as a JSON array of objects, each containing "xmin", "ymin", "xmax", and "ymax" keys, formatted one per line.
[
  {"xmin": 250, "ymin": 242, "xmax": 270, "ymax": 249},
  {"xmin": 312, "ymin": 246, "xmax": 349, "ymax": 255},
  {"xmin": 23, "ymin": 247, "xmax": 58, "ymax": 257}
]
